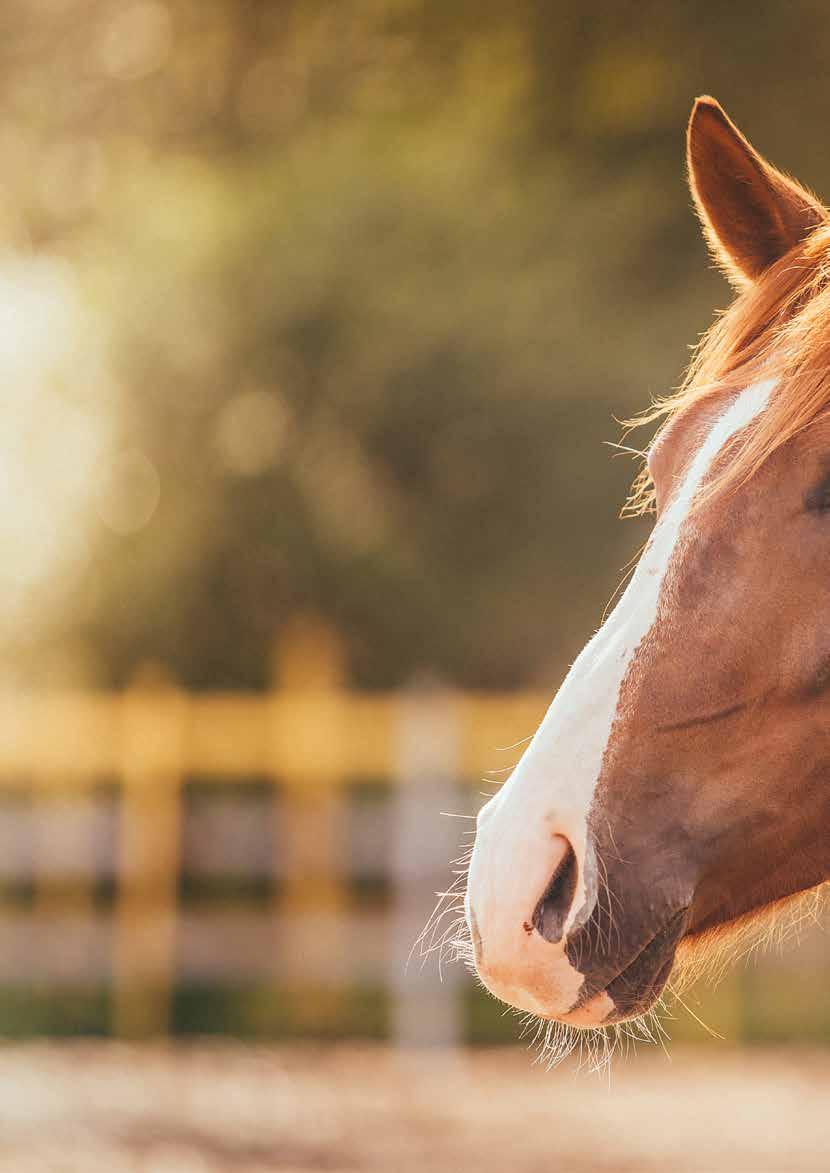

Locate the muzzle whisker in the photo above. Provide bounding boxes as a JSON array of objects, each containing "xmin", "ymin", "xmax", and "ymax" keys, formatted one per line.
[
  {"xmin": 593, "ymin": 848, "xmax": 624, "ymax": 958},
  {"xmin": 665, "ymin": 986, "xmax": 722, "ymax": 1041},
  {"xmin": 409, "ymin": 846, "xmax": 472, "ymax": 973}
]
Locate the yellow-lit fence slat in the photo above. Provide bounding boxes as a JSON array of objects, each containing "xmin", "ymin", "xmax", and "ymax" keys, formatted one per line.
[
  {"xmin": 274, "ymin": 617, "xmax": 350, "ymax": 1033},
  {"xmin": 112, "ymin": 669, "xmax": 185, "ymax": 1038}
]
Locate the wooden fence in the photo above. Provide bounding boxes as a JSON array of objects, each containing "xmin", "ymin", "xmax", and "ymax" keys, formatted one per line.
[{"xmin": 0, "ymin": 617, "xmax": 548, "ymax": 1040}]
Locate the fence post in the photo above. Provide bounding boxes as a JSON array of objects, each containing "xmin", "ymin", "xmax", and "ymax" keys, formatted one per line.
[
  {"xmin": 112, "ymin": 664, "xmax": 185, "ymax": 1037},
  {"xmin": 272, "ymin": 616, "xmax": 348, "ymax": 1033},
  {"xmin": 392, "ymin": 674, "xmax": 463, "ymax": 1049}
]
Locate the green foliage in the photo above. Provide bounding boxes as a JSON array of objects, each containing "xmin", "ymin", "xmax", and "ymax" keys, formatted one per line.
[{"xmin": 4, "ymin": 0, "xmax": 830, "ymax": 690}]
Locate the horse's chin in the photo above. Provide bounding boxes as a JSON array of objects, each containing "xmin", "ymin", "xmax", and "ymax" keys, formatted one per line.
[
  {"xmin": 525, "ymin": 921, "xmax": 685, "ymax": 1029},
  {"xmin": 534, "ymin": 965, "xmax": 674, "ymax": 1030}
]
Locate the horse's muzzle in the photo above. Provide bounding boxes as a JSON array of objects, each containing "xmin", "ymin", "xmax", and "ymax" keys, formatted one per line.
[{"xmin": 563, "ymin": 904, "xmax": 691, "ymax": 1022}]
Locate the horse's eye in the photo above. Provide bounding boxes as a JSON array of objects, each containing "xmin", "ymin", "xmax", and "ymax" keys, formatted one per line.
[{"xmin": 805, "ymin": 475, "xmax": 830, "ymax": 513}]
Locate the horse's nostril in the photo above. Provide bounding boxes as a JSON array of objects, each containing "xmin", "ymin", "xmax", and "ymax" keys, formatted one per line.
[{"xmin": 531, "ymin": 837, "xmax": 578, "ymax": 944}]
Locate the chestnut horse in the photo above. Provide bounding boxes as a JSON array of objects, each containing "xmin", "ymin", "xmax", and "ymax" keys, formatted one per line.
[{"xmin": 463, "ymin": 96, "xmax": 830, "ymax": 1041}]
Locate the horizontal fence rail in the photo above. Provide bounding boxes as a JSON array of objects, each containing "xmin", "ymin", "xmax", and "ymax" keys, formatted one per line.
[{"xmin": 0, "ymin": 690, "xmax": 547, "ymax": 780}]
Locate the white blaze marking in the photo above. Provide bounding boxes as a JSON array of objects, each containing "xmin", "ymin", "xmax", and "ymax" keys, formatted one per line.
[{"xmin": 467, "ymin": 378, "xmax": 774, "ymax": 1016}]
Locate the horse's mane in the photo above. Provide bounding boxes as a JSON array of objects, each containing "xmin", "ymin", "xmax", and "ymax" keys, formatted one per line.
[{"xmin": 625, "ymin": 221, "xmax": 830, "ymax": 515}]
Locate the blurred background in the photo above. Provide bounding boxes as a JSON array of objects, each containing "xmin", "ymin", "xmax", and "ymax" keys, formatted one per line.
[{"xmin": 2, "ymin": 0, "xmax": 830, "ymax": 1169}]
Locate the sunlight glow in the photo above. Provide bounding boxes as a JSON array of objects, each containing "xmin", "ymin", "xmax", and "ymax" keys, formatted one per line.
[{"xmin": 0, "ymin": 254, "xmax": 112, "ymax": 630}]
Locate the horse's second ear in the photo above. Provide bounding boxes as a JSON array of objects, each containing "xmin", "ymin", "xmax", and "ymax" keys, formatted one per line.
[{"xmin": 687, "ymin": 96, "xmax": 825, "ymax": 288}]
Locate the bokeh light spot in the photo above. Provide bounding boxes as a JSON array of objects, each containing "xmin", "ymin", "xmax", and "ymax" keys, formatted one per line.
[
  {"xmin": 95, "ymin": 449, "xmax": 161, "ymax": 536},
  {"xmin": 215, "ymin": 389, "xmax": 289, "ymax": 477},
  {"xmin": 95, "ymin": 1, "xmax": 172, "ymax": 82}
]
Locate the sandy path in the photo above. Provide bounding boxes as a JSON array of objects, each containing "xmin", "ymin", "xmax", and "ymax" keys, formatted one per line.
[{"xmin": 0, "ymin": 1042, "xmax": 825, "ymax": 1172}]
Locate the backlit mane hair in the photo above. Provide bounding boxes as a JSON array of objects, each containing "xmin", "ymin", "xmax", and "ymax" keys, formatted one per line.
[{"xmin": 625, "ymin": 220, "xmax": 830, "ymax": 516}]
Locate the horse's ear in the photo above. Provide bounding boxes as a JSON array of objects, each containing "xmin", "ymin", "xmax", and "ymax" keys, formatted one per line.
[{"xmin": 687, "ymin": 96, "xmax": 826, "ymax": 288}]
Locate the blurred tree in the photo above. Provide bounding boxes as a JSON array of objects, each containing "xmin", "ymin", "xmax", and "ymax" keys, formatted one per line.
[{"xmin": 0, "ymin": 0, "xmax": 828, "ymax": 688}]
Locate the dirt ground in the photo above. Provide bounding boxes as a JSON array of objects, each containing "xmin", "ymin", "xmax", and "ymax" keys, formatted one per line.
[{"xmin": 0, "ymin": 1042, "xmax": 826, "ymax": 1172}]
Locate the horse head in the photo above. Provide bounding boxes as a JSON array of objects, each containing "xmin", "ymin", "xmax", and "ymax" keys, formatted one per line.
[{"xmin": 465, "ymin": 97, "xmax": 830, "ymax": 1031}]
